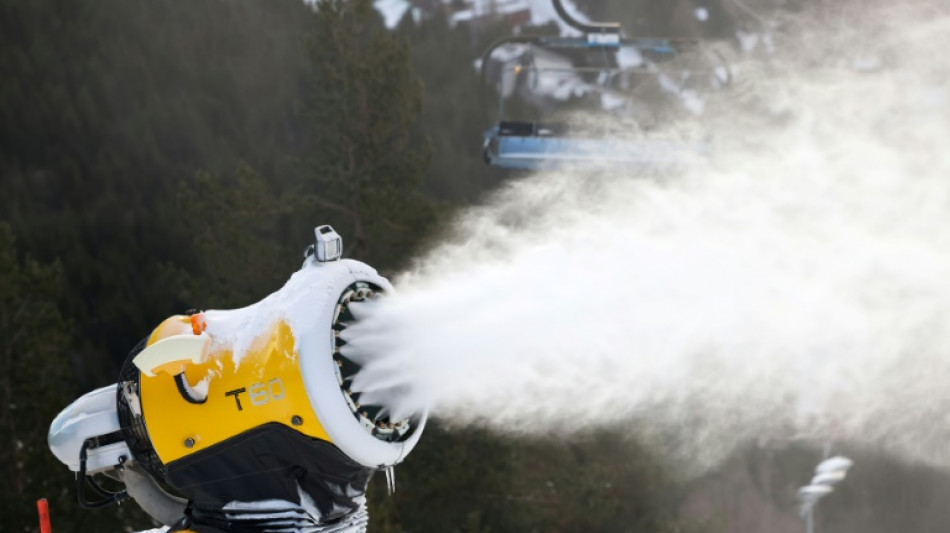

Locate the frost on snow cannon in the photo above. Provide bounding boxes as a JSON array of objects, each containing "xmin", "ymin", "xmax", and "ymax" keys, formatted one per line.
[{"xmin": 48, "ymin": 226, "xmax": 426, "ymax": 532}]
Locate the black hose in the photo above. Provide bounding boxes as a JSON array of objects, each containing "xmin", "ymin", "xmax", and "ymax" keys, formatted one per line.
[
  {"xmin": 77, "ymin": 439, "xmax": 130, "ymax": 509},
  {"xmin": 175, "ymin": 372, "xmax": 208, "ymax": 404}
]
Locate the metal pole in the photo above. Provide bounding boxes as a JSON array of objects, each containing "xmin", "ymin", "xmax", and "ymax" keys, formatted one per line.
[{"xmin": 805, "ymin": 505, "xmax": 814, "ymax": 533}]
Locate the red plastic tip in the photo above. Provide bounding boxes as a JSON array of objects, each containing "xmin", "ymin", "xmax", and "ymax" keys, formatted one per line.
[{"xmin": 37, "ymin": 498, "xmax": 52, "ymax": 533}]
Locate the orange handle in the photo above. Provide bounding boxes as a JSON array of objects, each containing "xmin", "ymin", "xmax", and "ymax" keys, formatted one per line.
[{"xmin": 37, "ymin": 498, "xmax": 52, "ymax": 533}]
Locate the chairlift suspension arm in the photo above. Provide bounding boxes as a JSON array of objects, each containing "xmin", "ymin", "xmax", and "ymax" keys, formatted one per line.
[{"xmin": 551, "ymin": 0, "xmax": 621, "ymax": 34}]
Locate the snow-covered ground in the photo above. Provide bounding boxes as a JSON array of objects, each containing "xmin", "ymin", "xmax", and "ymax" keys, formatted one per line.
[
  {"xmin": 373, "ymin": 0, "xmax": 590, "ymax": 32},
  {"xmin": 374, "ymin": 0, "xmax": 412, "ymax": 28},
  {"xmin": 523, "ymin": 0, "xmax": 588, "ymax": 34}
]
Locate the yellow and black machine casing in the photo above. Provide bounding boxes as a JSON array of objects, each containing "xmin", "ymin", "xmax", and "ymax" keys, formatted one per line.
[{"xmin": 109, "ymin": 237, "xmax": 425, "ymax": 531}]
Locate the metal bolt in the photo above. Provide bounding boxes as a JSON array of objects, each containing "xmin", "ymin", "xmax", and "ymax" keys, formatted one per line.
[
  {"xmin": 184, "ymin": 438, "xmax": 195, "ymax": 448},
  {"xmin": 291, "ymin": 415, "xmax": 303, "ymax": 426}
]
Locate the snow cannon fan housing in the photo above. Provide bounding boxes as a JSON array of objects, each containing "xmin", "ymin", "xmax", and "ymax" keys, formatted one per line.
[{"xmin": 48, "ymin": 225, "xmax": 426, "ymax": 526}]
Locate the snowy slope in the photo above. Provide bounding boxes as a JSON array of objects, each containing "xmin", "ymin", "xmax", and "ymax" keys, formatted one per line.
[
  {"xmin": 374, "ymin": 0, "xmax": 412, "ymax": 28},
  {"xmin": 373, "ymin": 0, "xmax": 591, "ymax": 33}
]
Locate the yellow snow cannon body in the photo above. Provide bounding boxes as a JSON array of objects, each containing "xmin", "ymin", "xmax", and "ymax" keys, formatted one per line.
[{"xmin": 48, "ymin": 226, "xmax": 425, "ymax": 532}]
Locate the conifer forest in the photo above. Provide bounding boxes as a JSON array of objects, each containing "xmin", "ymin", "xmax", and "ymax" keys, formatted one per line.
[{"xmin": 4, "ymin": 0, "xmax": 950, "ymax": 532}]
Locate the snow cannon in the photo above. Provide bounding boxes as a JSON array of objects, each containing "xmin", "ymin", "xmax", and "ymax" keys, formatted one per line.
[{"xmin": 48, "ymin": 225, "xmax": 426, "ymax": 532}]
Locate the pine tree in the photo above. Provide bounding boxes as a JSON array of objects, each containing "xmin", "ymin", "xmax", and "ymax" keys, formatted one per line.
[
  {"xmin": 0, "ymin": 223, "xmax": 72, "ymax": 530},
  {"xmin": 300, "ymin": 0, "xmax": 440, "ymax": 272},
  {"xmin": 176, "ymin": 163, "xmax": 295, "ymax": 309},
  {"xmin": 0, "ymin": 222, "xmax": 152, "ymax": 531},
  {"xmin": 398, "ymin": 14, "xmax": 509, "ymax": 203}
]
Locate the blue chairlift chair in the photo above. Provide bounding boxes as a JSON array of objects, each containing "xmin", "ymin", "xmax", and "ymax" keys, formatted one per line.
[{"xmin": 479, "ymin": 0, "xmax": 722, "ymax": 170}]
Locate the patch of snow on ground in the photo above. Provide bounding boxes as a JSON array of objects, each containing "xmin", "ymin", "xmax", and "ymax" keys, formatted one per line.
[
  {"xmin": 525, "ymin": 0, "xmax": 585, "ymax": 35},
  {"xmin": 374, "ymin": 0, "xmax": 411, "ymax": 28}
]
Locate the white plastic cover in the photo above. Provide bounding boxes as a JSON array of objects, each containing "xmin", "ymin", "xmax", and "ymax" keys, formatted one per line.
[{"xmin": 48, "ymin": 384, "xmax": 131, "ymax": 474}]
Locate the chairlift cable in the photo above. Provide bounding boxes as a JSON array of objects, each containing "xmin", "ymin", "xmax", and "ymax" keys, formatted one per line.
[{"xmin": 728, "ymin": 0, "xmax": 770, "ymax": 26}]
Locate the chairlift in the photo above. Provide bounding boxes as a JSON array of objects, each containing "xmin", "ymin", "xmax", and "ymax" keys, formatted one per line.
[{"xmin": 480, "ymin": 0, "xmax": 727, "ymax": 170}]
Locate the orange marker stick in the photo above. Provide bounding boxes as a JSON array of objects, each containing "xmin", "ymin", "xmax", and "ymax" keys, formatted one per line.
[
  {"xmin": 191, "ymin": 312, "xmax": 207, "ymax": 335},
  {"xmin": 37, "ymin": 498, "xmax": 52, "ymax": 533}
]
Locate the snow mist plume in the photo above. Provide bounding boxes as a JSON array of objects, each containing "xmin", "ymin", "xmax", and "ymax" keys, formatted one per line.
[{"xmin": 343, "ymin": 1, "xmax": 950, "ymax": 472}]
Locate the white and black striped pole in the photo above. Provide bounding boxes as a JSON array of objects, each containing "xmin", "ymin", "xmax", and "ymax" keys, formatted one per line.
[{"xmin": 797, "ymin": 456, "xmax": 853, "ymax": 533}]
